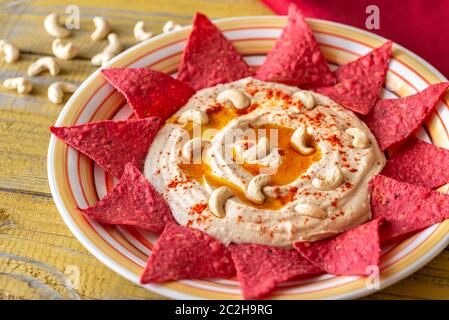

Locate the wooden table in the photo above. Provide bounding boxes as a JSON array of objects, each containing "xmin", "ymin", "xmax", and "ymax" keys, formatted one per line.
[{"xmin": 1, "ymin": 0, "xmax": 448, "ymax": 300}]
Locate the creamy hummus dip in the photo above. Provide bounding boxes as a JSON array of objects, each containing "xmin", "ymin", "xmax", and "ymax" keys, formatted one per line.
[{"xmin": 144, "ymin": 78, "xmax": 385, "ymax": 247}]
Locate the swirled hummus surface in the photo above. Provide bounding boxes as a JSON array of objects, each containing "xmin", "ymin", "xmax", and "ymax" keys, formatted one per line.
[{"xmin": 144, "ymin": 78, "xmax": 385, "ymax": 247}]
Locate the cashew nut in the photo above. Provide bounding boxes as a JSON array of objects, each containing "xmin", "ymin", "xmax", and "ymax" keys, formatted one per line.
[
  {"xmin": 216, "ymin": 89, "xmax": 250, "ymax": 110},
  {"xmin": 248, "ymin": 147, "xmax": 282, "ymax": 168},
  {"xmin": 52, "ymin": 39, "xmax": 78, "ymax": 60},
  {"xmin": 91, "ymin": 17, "xmax": 110, "ymax": 41},
  {"xmin": 44, "ymin": 13, "xmax": 71, "ymax": 38},
  {"xmin": 294, "ymin": 204, "xmax": 327, "ymax": 219},
  {"xmin": 3, "ymin": 77, "xmax": 32, "ymax": 94},
  {"xmin": 182, "ymin": 138, "xmax": 210, "ymax": 161},
  {"xmin": 0, "ymin": 40, "xmax": 20, "ymax": 63},
  {"xmin": 209, "ymin": 186, "xmax": 234, "ymax": 218},
  {"xmin": 242, "ymin": 137, "xmax": 269, "ymax": 161},
  {"xmin": 312, "ymin": 165, "xmax": 343, "ymax": 191},
  {"xmin": 246, "ymin": 174, "xmax": 271, "ymax": 204},
  {"xmin": 91, "ymin": 33, "xmax": 122, "ymax": 66},
  {"xmin": 233, "ymin": 140, "xmax": 252, "ymax": 159},
  {"xmin": 345, "ymin": 127, "xmax": 369, "ymax": 149},
  {"xmin": 163, "ymin": 21, "xmax": 182, "ymax": 33},
  {"xmin": 177, "ymin": 109, "xmax": 209, "ymax": 125},
  {"xmin": 293, "ymin": 90, "xmax": 316, "ymax": 109},
  {"xmin": 290, "ymin": 127, "xmax": 314, "ymax": 155},
  {"xmin": 27, "ymin": 57, "xmax": 61, "ymax": 76},
  {"xmin": 48, "ymin": 81, "xmax": 77, "ymax": 104},
  {"xmin": 134, "ymin": 21, "xmax": 153, "ymax": 42}
]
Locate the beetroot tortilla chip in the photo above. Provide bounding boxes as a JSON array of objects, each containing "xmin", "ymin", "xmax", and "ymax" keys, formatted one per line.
[
  {"xmin": 381, "ymin": 138, "xmax": 449, "ymax": 189},
  {"xmin": 364, "ymin": 82, "xmax": 449, "ymax": 151},
  {"xmin": 80, "ymin": 163, "xmax": 174, "ymax": 233},
  {"xmin": 315, "ymin": 41, "xmax": 392, "ymax": 115},
  {"xmin": 177, "ymin": 13, "xmax": 253, "ymax": 91},
  {"xmin": 102, "ymin": 68, "xmax": 194, "ymax": 121},
  {"xmin": 370, "ymin": 175, "xmax": 449, "ymax": 241},
  {"xmin": 50, "ymin": 117, "xmax": 161, "ymax": 178},
  {"xmin": 256, "ymin": 4, "xmax": 335, "ymax": 87},
  {"xmin": 294, "ymin": 218, "xmax": 383, "ymax": 276},
  {"xmin": 140, "ymin": 224, "xmax": 235, "ymax": 283},
  {"xmin": 229, "ymin": 244, "xmax": 322, "ymax": 300}
]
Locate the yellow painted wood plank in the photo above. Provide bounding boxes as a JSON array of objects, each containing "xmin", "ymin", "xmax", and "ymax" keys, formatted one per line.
[
  {"xmin": 0, "ymin": 0, "xmax": 273, "ymax": 59},
  {"xmin": 0, "ymin": 53, "xmax": 96, "ymax": 194}
]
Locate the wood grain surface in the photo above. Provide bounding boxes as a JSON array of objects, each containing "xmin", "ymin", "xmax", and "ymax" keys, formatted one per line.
[{"xmin": 0, "ymin": 0, "xmax": 448, "ymax": 300}]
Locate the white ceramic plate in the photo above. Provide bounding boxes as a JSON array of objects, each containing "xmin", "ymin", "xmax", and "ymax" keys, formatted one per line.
[{"xmin": 48, "ymin": 16, "xmax": 449, "ymax": 299}]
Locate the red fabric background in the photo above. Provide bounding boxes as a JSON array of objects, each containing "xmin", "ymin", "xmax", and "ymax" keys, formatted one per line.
[{"xmin": 261, "ymin": 0, "xmax": 449, "ymax": 77}]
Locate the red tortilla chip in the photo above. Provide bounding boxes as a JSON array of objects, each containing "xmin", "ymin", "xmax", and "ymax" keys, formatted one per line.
[
  {"xmin": 102, "ymin": 68, "xmax": 194, "ymax": 121},
  {"xmin": 256, "ymin": 4, "xmax": 335, "ymax": 87},
  {"xmin": 315, "ymin": 41, "xmax": 392, "ymax": 115},
  {"xmin": 294, "ymin": 218, "xmax": 383, "ymax": 276},
  {"xmin": 140, "ymin": 224, "xmax": 236, "ymax": 283},
  {"xmin": 50, "ymin": 117, "xmax": 161, "ymax": 178},
  {"xmin": 80, "ymin": 163, "xmax": 175, "ymax": 233},
  {"xmin": 177, "ymin": 13, "xmax": 253, "ymax": 91},
  {"xmin": 370, "ymin": 175, "xmax": 449, "ymax": 241},
  {"xmin": 364, "ymin": 82, "xmax": 449, "ymax": 151},
  {"xmin": 381, "ymin": 138, "xmax": 449, "ymax": 189},
  {"xmin": 229, "ymin": 244, "xmax": 322, "ymax": 299}
]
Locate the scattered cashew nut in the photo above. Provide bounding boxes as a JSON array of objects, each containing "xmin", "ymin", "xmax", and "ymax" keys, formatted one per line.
[
  {"xmin": 52, "ymin": 39, "xmax": 78, "ymax": 60},
  {"xmin": 246, "ymin": 174, "xmax": 271, "ymax": 204},
  {"xmin": 312, "ymin": 165, "xmax": 343, "ymax": 191},
  {"xmin": 209, "ymin": 186, "xmax": 234, "ymax": 218},
  {"xmin": 0, "ymin": 40, "xmax": 20, "ymax": 63},
  {"xmin": 134, "ymin": 21, "xmax": 153, "ymax": 42},
  {"xmin": 91, "ymin": 33, "xmax": 122, "ymax": 66},
  {"xmin": 182, "ymin": 138, "xmax": 210, "ymax": 161},
  {"xmin": 27, "ymin": 57, "xmax": 61, "ymax": 76},
  {"xmin": 48, "ymin": 81, "xmax": 77, "ymax": 104},
  {"xmin": 242, "ymin": 137, "xmax": 269, "ymax": 161},
  {"xmin": 345, "ymin": 127, "xmax": 369, "ymax": 149},
  {"xmin": 290, "ymin": 127, "xmax": 314, "ymax": 156},
  {"xmin": 163, "ymin": 21, "xmax": 182, "ymax": 33},
  {"xmin": 44, "ymin": 13, "xmax": 71, "ymax": 38},
  {"xmin": 3, "ymin": 77, "xmax": 32, "ymax": 94},
  {"xmin": 293, "ymin": 90, "xmax": 316, "ymax": 109},
  {"xmin": 177, "ymin": 109, "xmax": 209, "ymax": 125},
  {"xmin": 217, "ymin": 89, "xmax": 251, "ymax": 110},
  {"xmin": 91, "ymin": 17, "xmax": 110, "ymax": 41},
  {"xmin": 294, "ymin": 203, "xmax": 327, "ymax": 219},
  {"xmin": 244, "ymin": 147, "xmax": 282, "ymax": 176}
]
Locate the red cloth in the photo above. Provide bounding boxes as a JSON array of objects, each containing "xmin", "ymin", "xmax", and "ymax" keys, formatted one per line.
[{"xmin": 262, "ymin": 0, "xmax": 449, "ymax": 78}]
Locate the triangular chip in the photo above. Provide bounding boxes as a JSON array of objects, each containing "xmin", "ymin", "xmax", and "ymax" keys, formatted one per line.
[
  {"xmin": 370, "ymin": 175, "xmax": 449, "ymax": 241},
  {"xmin": 177, "ymin": 13, "xmax": 253, "ymax": 91},
  {"xmin": 229, "ymin": 244, "xmax": 322, "ymax": 299},
  {"xmin": 256, "ymin": 3, "xmax": 335, "ymax": 87},
  {"xmin": 140, "ymin": 224, "xmax": 236, "ymax": 283},
  {"xmin": 381, "ymin": 138, "xmax": 449, "ymax": 189},
  {"xmin": 80, "ymin": 163, "xmax": 175, "ymax": 233},
  {"xmin": 315, "ymin": 41, "xmax": 392, "ymax": 114},
  {"xmin": 294, "ymin": 218, "xmax": 383, "ymax": 276},
  {"xmin": 364, "ymin": 82, "xmax": 449, "ymax": 150},
  {"xmin": 50, "ymin": 117, "xmax": 161, "ymax": 178},
  {"xmin": 102, "ymin": 68, "xmax": 194, "ymax": 120}
]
